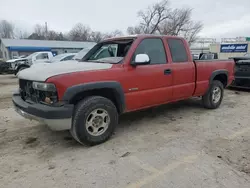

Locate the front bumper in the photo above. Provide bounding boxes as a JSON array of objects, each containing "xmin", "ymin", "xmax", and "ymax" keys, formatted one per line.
[{"xmin": 12, "ymin": 92, "xmax": 74, "ymax": 131}]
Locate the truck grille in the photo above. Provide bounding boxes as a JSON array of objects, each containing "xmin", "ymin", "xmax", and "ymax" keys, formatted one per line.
[
  {"xmin": 19, "ymin": 79, "xmax": 35, "ymax": 102},
  {"xmin": 19, "ymin": 79, "xmax": 58, "ymax": 103}
]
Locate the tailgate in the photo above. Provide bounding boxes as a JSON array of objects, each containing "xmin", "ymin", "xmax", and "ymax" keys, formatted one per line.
[{"xmin": 235, "ymin": 60, "xmax": 250, "ymax": 78}]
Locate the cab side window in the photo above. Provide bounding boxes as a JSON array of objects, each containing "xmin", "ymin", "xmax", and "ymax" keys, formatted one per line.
[
  {"xmin": 167, "ymin": 39, "xmax": 188, "ymax": 62},
  {"xmin": 133, "ymin": 38, "xmax": 167, "ymax": 64},
  {"xmin": 36, "ymin": 53, "xmax": 49, "ymax": 60}
]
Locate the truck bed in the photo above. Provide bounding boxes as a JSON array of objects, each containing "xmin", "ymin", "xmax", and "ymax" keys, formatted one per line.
[{"xmin": 193, "ymin": 59, "xmax": 235, "ymax": 96}]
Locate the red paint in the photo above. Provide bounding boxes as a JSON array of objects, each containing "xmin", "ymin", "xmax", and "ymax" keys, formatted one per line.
[{"xmin": 47, "ymin": 35, "xmax": 235, "ymax": 113}]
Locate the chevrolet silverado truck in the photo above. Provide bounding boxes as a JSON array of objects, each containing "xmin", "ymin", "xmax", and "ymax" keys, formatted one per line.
[{"xmin": 12, "ymin": 35, "xmax": 235, "ymax": 146}]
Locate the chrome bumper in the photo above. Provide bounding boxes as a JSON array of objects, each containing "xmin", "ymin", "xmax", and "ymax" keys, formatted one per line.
[{"xmin": 14, "ymin": 106, "xmax": 71, "ymax": 131}]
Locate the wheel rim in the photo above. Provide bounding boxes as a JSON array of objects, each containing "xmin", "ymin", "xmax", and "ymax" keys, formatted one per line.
[
  {"xmin": 212, "ymin": 86, "xmax": 221, "ymax": 103},
  {"xmin": 85, "ymin": 108, "xmax": 110, "ymax": 136}
]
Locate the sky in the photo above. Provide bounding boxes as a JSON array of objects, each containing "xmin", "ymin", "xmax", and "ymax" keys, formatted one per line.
[{"xmin": 0, "ymin": 0, "xmax": 250, "ymax": 41}]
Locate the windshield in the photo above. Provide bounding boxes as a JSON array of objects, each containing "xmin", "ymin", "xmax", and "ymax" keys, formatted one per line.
[
  {"xmin": 50, "ymin": 54, "xmax": 69, "ymax": 62},
  {"xmin": 73, "ymin": 48, "xmax": 91, "ymax": 60},
  {"xmin": 83, "ymin": 39, "xmax": 134, "ymax": 64}
]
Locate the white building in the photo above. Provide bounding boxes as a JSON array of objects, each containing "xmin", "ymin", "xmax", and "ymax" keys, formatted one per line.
[{"xmin": 0, "ymin": 38, "xmax": 96, "ymax": 60}]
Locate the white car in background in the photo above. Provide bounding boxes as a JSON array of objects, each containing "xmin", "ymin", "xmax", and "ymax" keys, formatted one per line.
[
  {"xmin": 13, "ymin": 51, "xmax": 54, "ymax": 75},
  {"xmin": 40, "ymin": 53, "xmax": 77, "ymax": 63},
  {"xmin": 30, "ymin": 48, "xmax": 92, "ymax": 69}
]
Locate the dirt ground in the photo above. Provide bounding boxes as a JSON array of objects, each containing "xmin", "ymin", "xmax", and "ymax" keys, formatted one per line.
[{"xmin": 1, "ymin": 74, "xmax": 250, "ymax": 188}]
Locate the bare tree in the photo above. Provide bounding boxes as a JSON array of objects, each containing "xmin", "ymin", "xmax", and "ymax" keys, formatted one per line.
[
  {"xmin": 127, "ymin": 26, "xmax": 144, "ymax": 35},
  {"xmin": 103, "ymin": 30, "xmax": 123, "ymax": 39},
  {"xmin": 68, "ymin": 23, "xmax": 92, "ymax": 41},
  {"xmin": 127, "ymin": 0, "xmax": 203, "ymax": 44},
  {"xmin": 158, "ymin": 8, "xmax": 203, "ymax": 44},
  {"xmin": 127, "ymin": 0, "xmax": 170, "ymax": 34},
  {"xmin": 28, "ymin": 24, "xmax": 67, "ymax": 40},
  {"xmin": 27, "ymin": 24, "xmax": 46, "ymax": 40},
  {"xmin": 0, "ymin": 20, "xmax": 15, "ymax": 38},
  {"xmin": 90, "ymin": 31, "xmax": 104, "ymax": 42}
]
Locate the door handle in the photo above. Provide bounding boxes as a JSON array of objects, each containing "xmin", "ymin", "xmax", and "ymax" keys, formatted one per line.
[{"xmin": 164, "ymin": 69, "xmax": 172, "ymax": 75}]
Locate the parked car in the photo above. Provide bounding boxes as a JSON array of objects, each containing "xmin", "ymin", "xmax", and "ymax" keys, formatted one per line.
[
  {"xmin": 192, "ymin": 54, "xmax": 200, "ymax": 60},
  {"xmin": 199, "ymin": 53, "xmax": 218, "ymax": 60},
  {"xmin": 13, "ymin": 34, "xmax": 235, "ymax": 146},
  {"xmin": 29, "ymin": 48, "xmax": 92, "ymax": 69},
  {"xmin": 13, "ymin": 51, "xmax": 54, "ymax": 75},
  {"xmin": 30, "ymin": 53, "xmax": 77, "ymax": 68}
]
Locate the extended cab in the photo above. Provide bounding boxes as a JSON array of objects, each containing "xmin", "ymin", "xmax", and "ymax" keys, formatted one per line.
[{"xmin": 12, "ymin": 35, "xmax": 235, "ymax": 146}]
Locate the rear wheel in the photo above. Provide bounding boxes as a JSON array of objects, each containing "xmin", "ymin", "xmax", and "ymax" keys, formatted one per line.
[
  {"xmin": 202, "ymin": 80, "xmax": 224, "ymax": 109},
  {"xmin": 71, "ymin": 96, "xmax": 118, "ymax": 146}
]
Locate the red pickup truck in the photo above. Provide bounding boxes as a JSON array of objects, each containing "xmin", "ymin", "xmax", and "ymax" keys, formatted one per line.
[{"xmin": 13, "ymin": 35, "xmax": 235, "ymax": 145}]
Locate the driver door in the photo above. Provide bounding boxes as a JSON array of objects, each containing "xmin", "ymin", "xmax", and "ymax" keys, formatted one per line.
[{"xmin": 124, "ymin": 38, "xmax": 173, "ymax": 111}]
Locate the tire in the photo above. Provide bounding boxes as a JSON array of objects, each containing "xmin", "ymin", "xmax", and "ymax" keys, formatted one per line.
[
  {"xmin": 71, "ymin": 96, "xmax": 118, "ymax": 146},
  {"xmin": 14, "ymin": 66, "xmax": 28, "ymax": 75},
  {"xmin": 18, "ymin": 66, "xmax": 28, "ymax": 73},
  {"xmin": 202, "ymin": 80, "xmax": 224, "ymax": 109}
]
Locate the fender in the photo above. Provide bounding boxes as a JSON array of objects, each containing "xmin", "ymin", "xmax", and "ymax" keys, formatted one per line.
[
  {"xmin": 209, "ymin": 69, "xmax": 228, "ymax": 84},
  {"xmin": 62, "ymin": 81, "xmax": 125, "ymax": 113}
]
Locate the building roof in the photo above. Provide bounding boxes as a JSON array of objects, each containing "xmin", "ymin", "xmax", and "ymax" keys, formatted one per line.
[{"xmin": 1, "ymin": 38, "xmax": 96, "ymax": 49}]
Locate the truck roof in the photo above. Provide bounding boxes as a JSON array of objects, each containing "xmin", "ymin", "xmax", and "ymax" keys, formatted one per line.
[{"xmin": 103, "ymin": 34, "xmax": 185, "ymax": 42}]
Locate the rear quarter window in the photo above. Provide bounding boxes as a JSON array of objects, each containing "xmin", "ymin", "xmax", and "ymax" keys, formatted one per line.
[{"xmin": 167, "ymin": 39, "xmax": 188, "ymax": 62}]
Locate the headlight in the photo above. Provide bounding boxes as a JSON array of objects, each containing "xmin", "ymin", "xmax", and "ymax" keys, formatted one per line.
[{"xmin": 32, "ymin": 82, "xmax": 56, "ymax": 92}]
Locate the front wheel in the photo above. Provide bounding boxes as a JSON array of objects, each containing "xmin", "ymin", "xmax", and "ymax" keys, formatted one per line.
[
  {"xmin": 14, "ymin": 66, "xmax": 28, "ymax": 76},
  {"xmin": 202, "ymin": 80, "xmax": 224, "ymax": 109},
  {"xmin": 71, "ymin": 96, "xmax": 118, "ymax": 146}
]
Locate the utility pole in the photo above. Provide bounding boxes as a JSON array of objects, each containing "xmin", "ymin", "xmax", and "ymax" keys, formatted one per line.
[{"xmin": 45, "ymin": 22, "xmax": 48, "ymax": 39}]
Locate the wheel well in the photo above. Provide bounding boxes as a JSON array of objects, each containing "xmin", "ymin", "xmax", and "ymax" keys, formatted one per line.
[
  {"xmin": 213, "ymin": 74, "xmax": 227, "ymax": 87},
  {"xmin": 70, "ymin": 88, "xmax": 121, "ymax": 113},
  {"xmin": 17, "ymin": 64, "xmax": 29, "ymax": 70}
]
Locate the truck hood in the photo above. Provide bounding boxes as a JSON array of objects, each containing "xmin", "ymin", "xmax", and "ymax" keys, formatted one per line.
[
  {"xmin": 7, "ymin": 58, "xmax": 27, "ymax": 63},
  {"xmin": 18, "ymin": 60, "xmax": 112, "ymax": 81}
]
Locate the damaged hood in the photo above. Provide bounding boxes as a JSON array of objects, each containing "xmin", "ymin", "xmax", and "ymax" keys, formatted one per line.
[
  {"xmin": 7, "ymin": 58, "xmax": 27, "ymax": 63},
  {"xmin": 18, "ymin": 60, "xmax": 112, "ymax": 81}
]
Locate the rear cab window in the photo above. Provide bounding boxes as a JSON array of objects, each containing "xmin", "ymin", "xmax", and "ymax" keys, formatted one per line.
[{"xmin": 167, "ymin": 38, "xmax": 188, "ymax": 62}]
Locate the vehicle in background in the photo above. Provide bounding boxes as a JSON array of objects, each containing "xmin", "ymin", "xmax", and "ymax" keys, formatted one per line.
[
  {"xmin": 192, "ymin": 54, "xmax": 200, "ymax": 60},
  {"xmin": 192, "ymin": 53, "xmax": 218, "ymax": 60},
  {"xmin": 12, "ymin": 55, "xmax": 28, "ymax": 59},
  {"xmin": 244, "ymin": 53, "xmax": 250, "ymax": 57},
  {"xmin": 30, "ymin": 53, "xmax": 77, "ymax": 68},
  {"xmin": 13, "ymin": 34, "xmax": 235, "ymax": 146},
  {"xmin": 30, "ymin": 48, "xmax": 92, "ymax": 69},
  {"xmin": 230, "ymin": 57, "xmax": 250, "ymax": 88},
  {"xmin": 14, "ymin": 51, "xmax": 54, "ymax": 75},
  {"xmin": 199, "ymin": 53, "xmax": 218, "ymax": 60},
  {"xmin": 47, "ymin": 53, "xmax": 76, "ymax": 63}
]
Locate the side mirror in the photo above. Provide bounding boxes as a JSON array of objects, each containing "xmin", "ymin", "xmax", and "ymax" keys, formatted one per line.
[{"xmin": 132, "ymin": 54, "xmax": 150, "ymax": 66}]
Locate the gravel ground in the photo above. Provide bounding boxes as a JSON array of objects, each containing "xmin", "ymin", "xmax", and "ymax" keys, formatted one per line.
[{"xmin": 0, "ymin": 75, "xmax": 250, "ymax": 188}]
